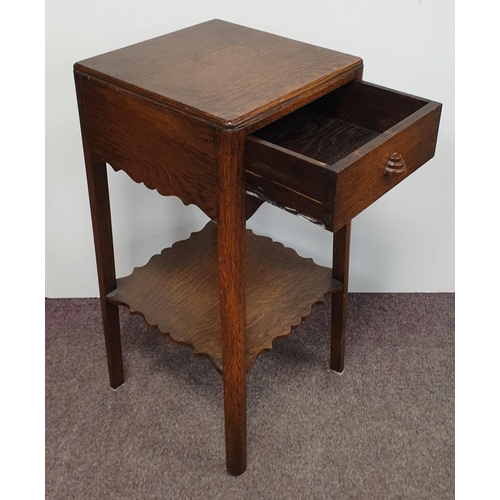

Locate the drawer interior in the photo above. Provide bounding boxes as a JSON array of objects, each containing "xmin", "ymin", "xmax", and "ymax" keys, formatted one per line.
[{"xmin": 252, "ymin": 80, "xmax": 429, "ymax": 166}]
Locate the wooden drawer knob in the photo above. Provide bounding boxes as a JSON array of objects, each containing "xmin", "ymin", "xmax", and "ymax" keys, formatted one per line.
[{"xmin": 384, "ymin": 153, "xmax": 407, "ymax": 176}]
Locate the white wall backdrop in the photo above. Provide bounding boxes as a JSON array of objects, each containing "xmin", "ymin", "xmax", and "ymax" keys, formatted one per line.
[{"xmin": 46, "ymin": 0, "xmax": 454, "ymax": 297}]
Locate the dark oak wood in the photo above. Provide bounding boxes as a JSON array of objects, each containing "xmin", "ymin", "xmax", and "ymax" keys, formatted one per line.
[
  {"xmin": 75, "ymin": 73, "xmax": 124, "ymax": 389},
  {"xmin": 330, "ymin": 223, "xmax": 351, "ymax": 373},
  {"xmin": 244, "ymin": 67, "xmax": 363, "ymax": 135},
  {"xmin": 245, "ymin": 195, "xmax": 264, "ymax": 220},
  {"xmin": 246, "ymin": 81, "xmax": 442, "ymax": 231},
  {"xmin": 106, "ymin": 222, "xmax": 342, "ymax": 372},
  {"xmin": 85, "ymin": 161, "xmax": 124, "ymax": 389},
  {"xmin": 246, "ymin": 136, "xmax": 335, "ymax": 210},
  {"xmin": 246, "ymin": 171, "xmax": 330, "ymax": 229},
  {"xmin": 75, "ymin": 73, "xmax": 218, "ymax": 220},
  {"xmin": 76, "ymin": 70, "xmax": 262, "ymax": 222},
  {"xmin": 252, "ymin": 102, "xmax": 379, "ymax": 165},
  {"xmin": 322, "ymin": 80, "xmax": 428, "ymax": 133},
  {"xmin": 74, "ymin": 19, "xmax": 362, "ymax": 130},
  {"xmin": 74, "ymin": 19, "xmax": 442, "ymax": 476},
  {"xmin": 384, "ymin": 153, "xmax": 407, "ymax": 177},
  {"xmin": 216, "ymin": 129, "xmax": 247, "ymax": 475},
  {"xmin": 331, "ymin": 98, "xmax": 442, "ymax": 231}
]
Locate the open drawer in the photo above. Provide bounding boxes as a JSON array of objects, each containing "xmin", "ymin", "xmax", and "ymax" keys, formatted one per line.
[{"xmin": 245, "ymin": 80, "xmax": 442, "ymax": 232}]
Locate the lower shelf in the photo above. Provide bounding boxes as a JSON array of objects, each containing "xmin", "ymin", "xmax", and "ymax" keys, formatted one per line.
[{"xmin": 107, "ymin": 222, "xmax": 342, "ymax": 372}]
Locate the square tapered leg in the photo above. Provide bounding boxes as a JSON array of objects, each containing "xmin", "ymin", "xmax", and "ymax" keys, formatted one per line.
[{"xmin": 330, "ymin": 222, "xmax": 351, "ymax": 373}]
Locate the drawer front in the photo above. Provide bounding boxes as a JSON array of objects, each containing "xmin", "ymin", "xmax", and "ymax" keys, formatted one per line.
[
  {"xmin": 246, "ymin": 80, "xmax": 442, "ymax": 232},
  {"xmin": 331, "ymin": 96, "xmax": 442, "ymax": 231}
]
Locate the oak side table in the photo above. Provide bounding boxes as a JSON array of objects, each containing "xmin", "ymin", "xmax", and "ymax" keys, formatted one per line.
[{"xmin": 74, "ymin": 19, "xmax": 442, "ymax": 475}]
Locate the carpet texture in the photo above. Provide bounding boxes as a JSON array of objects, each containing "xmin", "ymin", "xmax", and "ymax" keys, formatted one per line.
[{"xmin": 46, "ymin": 294, "xmax": 454, "ymax": 499}]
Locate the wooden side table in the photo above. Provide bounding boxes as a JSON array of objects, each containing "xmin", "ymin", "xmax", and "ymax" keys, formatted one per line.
[{"xmin": 74, "ymin": 19, "xmax": 441, "ymax": 475}]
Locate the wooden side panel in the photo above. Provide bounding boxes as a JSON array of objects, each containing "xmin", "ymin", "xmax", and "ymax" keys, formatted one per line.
[
  {"xmin": 246, "ymin": 171, "xmax": 331, "ymax": 230},
  {"xmin": 246, "ymin": 137, "xmax": 333, "ymax": 200},
  {"xmin": 245, "ymin": 137, "xmax": 334, "ymax": 229},
  {"xmin": 332, "ymin": 102, "xmax": 442, "ymax": 231},
  {"xmin": 75, "ymin": 72, "xmax": 218, "ymax": 219},
  {"xmin": 324, "ymin": 80, "xmax": 428, "ymax": 133}
]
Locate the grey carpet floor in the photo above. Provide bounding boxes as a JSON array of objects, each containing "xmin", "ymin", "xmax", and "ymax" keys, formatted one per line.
[{"xmin": 46, "ymin": 294, "xmax": 454, "ymax": 500}]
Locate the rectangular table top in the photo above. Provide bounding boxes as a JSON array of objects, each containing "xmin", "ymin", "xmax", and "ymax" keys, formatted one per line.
[{"xmin": 74, "ymin": 19, "xmax": 362, "ymax": 129}]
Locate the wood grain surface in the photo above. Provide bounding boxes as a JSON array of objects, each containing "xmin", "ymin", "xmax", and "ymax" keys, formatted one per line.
[
  {"xmin": 82, "ymin": 160, "xmax": 125, "ymax": 389},
  {"xmin": 74, "ymin": 19, "xmax": 443, "ymax": 476},
  {"xmin": 246, "ymin": 81, "xmax": 441, "ymax": 231},
  {"xmin": 75, "ymin": 73, "xmax": 218, "ymax": 219},
  {"xmin": 324, "ymin": 80, "xmax": 428, "ymax": 133},
  {"xmin": 75, "ymin": 73, "xmax": 124, "ymax": 389},
  {"xmin": 252, "ymin": 103, "xmax": 380, "ymax": 165},
  {"xmin": 106, "ymin": 222, "xmax": 342, "ymax": 373},
  {"xmin": 215, "ymin": 129, "xmax": 247, "ymax": 475},
  {"xmin": 246, "ymin": 136, "xmax": 335, "ymax": 206},
  {"xmin": 331, "ymin": 99, "xmax": 442, "ymax": 231},
  {"xmin": 330, "ymin": 223, "xmax": 351, "ymax": 373},
  {"xmin": 74, "ymin": 19, "xmax": 362, "ymax": 129},
  {"xmin": 245, "ymin": 170, "xmax": 330, "ymax": 229}
]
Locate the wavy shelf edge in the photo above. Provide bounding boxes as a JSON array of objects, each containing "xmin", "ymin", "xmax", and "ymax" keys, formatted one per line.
[
  {"xmin": 107, "ymin": 302, "xmax": 228, "ymax": 373},
  {"xmin": 243, "ymin": 292, "xmax": 338, "ymax": 372},
  {"xmin": 107, "ymin": 222, "xmax": 343, "ymax": 373},
  {"xmin": 109, "ymin": 289, "xmax": 339, "ymax": 374}
]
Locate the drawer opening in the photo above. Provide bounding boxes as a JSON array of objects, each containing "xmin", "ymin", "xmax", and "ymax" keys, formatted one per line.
[
  {"xmin": 252, "ymin": 80, "xmax": 429, "ymax": 166},
  {"xmin": 246, "ymin": 80, "xmax": 441, "ymax": 231}
]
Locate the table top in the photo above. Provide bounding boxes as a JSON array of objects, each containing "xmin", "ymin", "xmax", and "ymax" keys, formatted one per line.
[{"xmin": 74, "ymin": 19, "xmax": 362, "ymax": 129}]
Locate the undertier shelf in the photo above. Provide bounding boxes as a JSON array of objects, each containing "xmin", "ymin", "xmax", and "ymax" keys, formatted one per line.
[{"xmin": 107, "ymin": 222, "xmax": 342, "ymax": 372}]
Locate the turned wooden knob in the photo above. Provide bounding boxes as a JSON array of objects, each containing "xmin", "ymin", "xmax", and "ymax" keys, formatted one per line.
[{"xmin": 384, "ymin": 152, "xmax": 407, "ymax": 176}]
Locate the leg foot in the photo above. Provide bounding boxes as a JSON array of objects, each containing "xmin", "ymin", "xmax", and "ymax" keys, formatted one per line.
[{"xmin": 101, "ymin": 300, "xmax": 124, "ymax": 389}]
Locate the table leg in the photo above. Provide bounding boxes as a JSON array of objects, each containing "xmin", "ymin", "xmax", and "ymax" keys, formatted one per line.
[
  {"xmin": 330, "ymin": 222, "xmax": 351, "ymax": 373},
  {"xmin": 216, "ymin": 129, "xmax": 247, "ymax": 476},
  {"xmin": 85, "ymin": 159, "xmax": 125, "ymax": 389}
]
